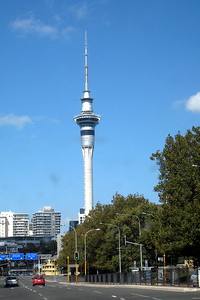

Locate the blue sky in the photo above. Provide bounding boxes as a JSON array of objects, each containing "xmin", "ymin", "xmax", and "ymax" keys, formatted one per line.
[{"xmin": 0, "ymin": 0, "xmax": 200, "ymax": 228}]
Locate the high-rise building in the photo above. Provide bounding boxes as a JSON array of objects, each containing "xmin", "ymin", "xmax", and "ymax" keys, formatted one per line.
[
  {"xmin": 0, "ymin": 212, "xmax": 31, "ymax": 237},
  {"xmin": 13, "ymin": 213, "xmax": 30, "ymax": 236},
  {"xmin": 78, "ymin": 208, "xmax": 85, "ymax": 224},
  {"xmin": 0, "ymin": 211, "xmax": 13, "ymax": 237},
  {"xmin": 32, "ymin": 206, "xmax": 61, "ymax": 237},
  {"xmin": 69, "ymin": 220, "xmax": 78, "ymax": 230},
  {"xmin": 74, "ymin": 32, "xmax": 101, "ymax": 216},
  {"xmin": 0, "ymin": 215, "xmax": 9, "ymax": 237}
]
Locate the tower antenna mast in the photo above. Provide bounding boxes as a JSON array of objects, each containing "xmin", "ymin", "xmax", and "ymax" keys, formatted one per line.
[
  {"xmin": 84, "ymin": 31, "xmax": 89, "ymax": 93},
  {"xmin": 74, "ymin": 32, "xmax": 101, "ymax": 217}
]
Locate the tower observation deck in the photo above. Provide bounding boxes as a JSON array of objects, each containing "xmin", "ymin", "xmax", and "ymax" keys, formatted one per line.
[{"xmin": 74, "ymin": 32, "xmax": 101, "ymax": 216}]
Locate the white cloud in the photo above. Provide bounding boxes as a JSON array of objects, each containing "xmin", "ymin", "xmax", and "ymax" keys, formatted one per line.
[
  {"xmin": 61, "ymin": 26, "xmax": 76, "ymax": 37},
  {"xmin": 0, "ymin": 114, "xmax": 33, "ymax": 129},
  {"xmin": 54, "ymin": 14, "xmax": 62, "ymax": 24},
  {"xmin": 10, "ymin": 16, "xmax": 76, "ymax": 39},
  {"xmin": 185, "ymin": 92, "xmax": 200, "ymax": 113},
  {"xmin": 68, "ymin": 2, "xmax": 88, "ymax": 20},
  {"xmin": 10, "ymin": 17, "xmax": 58, "ymax": 38}
]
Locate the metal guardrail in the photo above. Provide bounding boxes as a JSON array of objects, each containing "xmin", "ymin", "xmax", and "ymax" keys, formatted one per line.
[{"xmin": 83, "ymin": 267, "xmax": 197, "ymax": 287}]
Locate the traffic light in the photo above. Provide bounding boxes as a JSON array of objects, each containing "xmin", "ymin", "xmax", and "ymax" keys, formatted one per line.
[{"xmin": 74, "ymin": 251, "xmax": 79, "ymax": 260}]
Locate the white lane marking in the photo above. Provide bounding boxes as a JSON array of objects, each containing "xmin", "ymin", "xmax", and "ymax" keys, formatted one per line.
[
  {"xmin": 94, "ymin": 291, "xmax": 103, "ymax": 294},
  {"xmin": 131, "ymin": 293, "xmax": 150, "ymax": 298},
  {"xmin": 49, "ymin": 284, "xmax": 56, "ymax": 287}
]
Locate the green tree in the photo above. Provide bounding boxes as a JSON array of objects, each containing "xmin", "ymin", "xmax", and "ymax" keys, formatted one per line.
[
  {"xmin": 58, "ymin": 193, "xmax": 158, "ymax": 273},
  {"xmin": 151, "ymin": 126, "xmax": 200, "ymax": 265}
]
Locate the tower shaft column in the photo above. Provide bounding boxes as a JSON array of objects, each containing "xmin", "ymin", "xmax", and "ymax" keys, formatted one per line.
[
  {"xmin": 82, "ymin": 147, "xmax": 93, "ymax": 215},
  {"xmin": 74, "ymin": 32, "xmax": 101, "ymax": 217}
]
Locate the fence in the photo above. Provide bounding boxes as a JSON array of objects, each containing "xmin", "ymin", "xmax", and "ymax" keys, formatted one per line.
[{"xmin": 83, "ymin": 267, "xmax": 197, "ymax": 287}]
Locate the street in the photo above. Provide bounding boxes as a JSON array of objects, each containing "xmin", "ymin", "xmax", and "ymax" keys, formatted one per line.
[{"xmin": 0, "ymin": 275, "xmax": 200, "ymax": 300}]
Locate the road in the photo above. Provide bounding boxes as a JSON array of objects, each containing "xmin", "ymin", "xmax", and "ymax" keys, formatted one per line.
[{"xmin": 0, "ymin": 275, "xmax": 200, "ymax": 300}]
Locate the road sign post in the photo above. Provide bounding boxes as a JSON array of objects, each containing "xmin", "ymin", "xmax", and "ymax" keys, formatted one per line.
[
  {"xmin": 26, "ymin": 253, "xmax": 38, "ymax": 260},
  {"xmin": 0, "ymin": 255, "xmax": 7, "ymax": 261},
  {"xmin": 9, "ymin": 253, "xmax": 24, "ymax": 260}
]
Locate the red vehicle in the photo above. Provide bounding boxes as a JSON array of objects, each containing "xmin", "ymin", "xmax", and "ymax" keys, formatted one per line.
[{"xmin": 32, "ymin": 275, "xmax": 45, "ymax": 286}]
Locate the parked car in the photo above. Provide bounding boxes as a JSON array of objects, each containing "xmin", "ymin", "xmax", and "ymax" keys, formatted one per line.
[
  {"xmin": 5, "ymin": 276, "xmax": 19, "ymax": 287},
  {"xmin": 32, "ymin": 275, "xmax": 45, "ymax": 286}
]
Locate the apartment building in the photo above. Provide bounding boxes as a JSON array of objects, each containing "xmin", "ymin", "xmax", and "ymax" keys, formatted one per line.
[
  {"xmin": 0, "ymin": 207, "xmax": 61, "ymax": 238},
  {"xmin": 13, "ymin": 213, "xmax": 30, "ymax": 236},
  {"xmin": 32, "ymin": 206, "xmax": 61, "ymax": 238},
  {"xmin": 0, "ymin": 211, "xmax": 13, "ymax": 237}
]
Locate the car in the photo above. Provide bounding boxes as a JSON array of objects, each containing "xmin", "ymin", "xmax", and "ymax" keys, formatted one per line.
[
  {"xmin": 5, "ymin": 276, "xmax": 19, "ymax": 287},
  {"xmin": 32, "ymin": 275, "xmax": 45, "ymax": 286}
]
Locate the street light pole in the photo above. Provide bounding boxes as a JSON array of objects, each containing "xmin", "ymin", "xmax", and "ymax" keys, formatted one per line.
[
  {"xmin": 132, "ymin": 215, "xmax": 142, "ymax": 270},
  {"xmin": 100, "ymin": 222, "xmax": 121, "ymax": 273},
  {"xmin": 84, "ymin": 229, "xmax": 100, "ymax": 276},
  {"xmin": 69, "ymin": 225, "xmax": 77, "ymax": 252},
  {"xmin": 142, "ymin": 212, "xmax": 157, "ymax": 268},
  {"xmin": 142, "ymin": 212, "xmax": 155, "ymax": 218},
  {"xmin": 68, "ymin": 225, "xmax": 78, "ymax": 283},
  {"xmin": 117, "ymin": 213, "xmax": 143, "ymax": 269}
]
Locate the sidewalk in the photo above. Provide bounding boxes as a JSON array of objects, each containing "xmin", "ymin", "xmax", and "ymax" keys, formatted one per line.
[{"xmin": 52, "ymin": 276, "xmax": 200, "ymax": 292}]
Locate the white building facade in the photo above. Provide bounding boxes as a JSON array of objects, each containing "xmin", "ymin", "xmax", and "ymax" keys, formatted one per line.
[
  {"xmin": 0, "ymin": 207, "xmax": 60, "ymax": 238},
  {"xmin": 32, "ymin": 206, "xmax": 61, "ymax": 237},
  {"xmin": 13, "ymin": 213, "xmax": 30, "ymax": 236},
  {"xmin": 0, "ymin": 211, "xmax": 13, "ymax": 237}
]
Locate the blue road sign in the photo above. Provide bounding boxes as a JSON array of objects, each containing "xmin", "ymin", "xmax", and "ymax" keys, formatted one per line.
[
  {"xmin": 26, "ymin": 253, "xmax": 38, "ymax": 260},
  {"xmin": 0, "ymin": 255, "xmax": 7, "ymax": 260},
  {"xmin": 9, "ymin": 253, "xmax": 24, "ymax": 260}
]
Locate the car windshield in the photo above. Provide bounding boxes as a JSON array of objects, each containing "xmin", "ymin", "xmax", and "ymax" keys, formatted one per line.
[{"xmin": 34, "ymin": 275, "xmax": 44, "ymax": 279}]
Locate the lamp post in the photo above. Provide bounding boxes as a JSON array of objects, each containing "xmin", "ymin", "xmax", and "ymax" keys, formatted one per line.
[
  {"xmin": 37, "ymin": 253, "xmax": 41, "ymax": 275},
  {"xmin": 84, "ymin": 229, "xmax": 100, "ymax": 276},
  {"xmin": 142, "ymin": 212, "xmax": 155, "ymax": 218},
  {"xmin": 68, "ymin": 225, "xmax": 78, "ymax": 283},
  {"xmin": 117, "ymin": 213, "xmax": 143, "ymax": 269},
  {"xmin": 68, "ymin": 225, "xmax": 77, "ymax": 253},
  {"xmin": 142, "ymin": 212, "xmax": 158, "ymax": 268},
  {"xmin": 60, "ymin": 224, "xmax": 79, "ymax": 282},
  {"xmin": 100, "ymin": 222, "xmax": 121, "ymax": 273},
  {"xmin": 61, "ymin": 224, "xmax": 78, "ymax": 251}
]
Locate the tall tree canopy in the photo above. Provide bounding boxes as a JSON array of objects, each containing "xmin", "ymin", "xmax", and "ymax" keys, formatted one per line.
[
  {"xmin": 58, "ymin": 127, "xmax": 200, "ymax": 271},
  {"xmin": 151, "ymin": 126, "xmax": 200, "ymax": 264},
  {"xmin": 58, "ymin": 193, "xmax": 158, "ymax": 273}
]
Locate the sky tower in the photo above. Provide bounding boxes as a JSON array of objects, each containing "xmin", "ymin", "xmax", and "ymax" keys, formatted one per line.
[{"xmin": 74, "ymin": 32, "xmax": 101, "ymax": 216}]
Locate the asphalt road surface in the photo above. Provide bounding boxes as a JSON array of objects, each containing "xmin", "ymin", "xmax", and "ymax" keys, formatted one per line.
[{"xmin": 0, "ymin": 275, "xmax": 200, "ymax": 300}]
